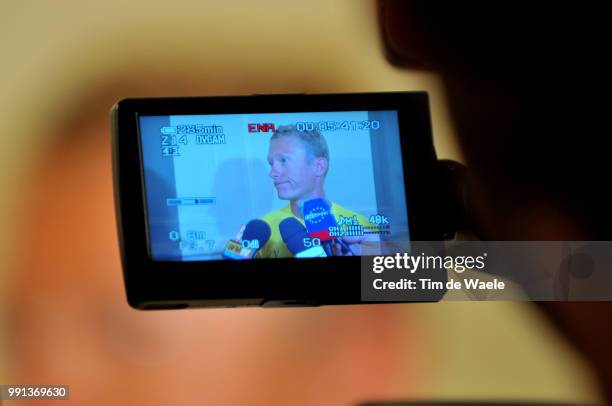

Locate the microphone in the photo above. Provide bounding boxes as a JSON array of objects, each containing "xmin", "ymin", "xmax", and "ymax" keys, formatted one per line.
[
  {"xmin": 302, "ymin": 198, "xmax": 353, "ymax": 255},
  {"xmin": 242, "ymin": 219, "xmax": 272, "ymax": 254},
  {"xmin": 279, "ymin": 217, "xmax": 327, "ymax": 258},
  {"xmin": 222, "ymin": 239, "xmax": 246, "ymax": 260},
  {"xmin": 222, "ymin": 219, "xmax": 271, "ymax": 259}
]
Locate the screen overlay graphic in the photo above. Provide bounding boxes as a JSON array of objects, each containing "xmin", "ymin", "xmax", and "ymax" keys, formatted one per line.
[{"xmin": 139, "ymin": 110, "xmax": 410, "ymax": 261}]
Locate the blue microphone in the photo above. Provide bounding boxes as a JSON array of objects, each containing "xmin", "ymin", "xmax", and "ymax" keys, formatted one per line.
[
  {"xmin": 242, "ymin": 219, "xmax": 271, "ymax": 255},
  {"xmin": 279, "ymin": 217, "xmax": 327, "ymax": 258},
  {"xmin": 302, "ymin": 198, "xmax": 336, "ymax": 240},
  {"xmin": 302, "ymin": 198, "xmax": 353, "ymax": 255}
]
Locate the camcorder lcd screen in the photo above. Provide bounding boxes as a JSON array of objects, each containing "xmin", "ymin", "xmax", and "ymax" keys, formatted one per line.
[{"xmin": 138, "ymin": 110, "xmax": 411, "ymax": 262}]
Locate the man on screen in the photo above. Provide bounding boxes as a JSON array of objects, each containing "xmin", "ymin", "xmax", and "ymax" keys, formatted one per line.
[{"xmin": 255, "ymin": 125, "xmax": 378, "ymax": 258}]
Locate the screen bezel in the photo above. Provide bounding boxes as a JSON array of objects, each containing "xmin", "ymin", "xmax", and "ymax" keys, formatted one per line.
[{"xmin": 112, "ymin": 92, "xmax": 444, "ymax": 309}]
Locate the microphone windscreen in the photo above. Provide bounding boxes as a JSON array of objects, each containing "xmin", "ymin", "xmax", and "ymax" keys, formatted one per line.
[
  {"xmin": 279, "ymin": 217, "xmax": 310, "ymax": 255},
  {"xmin": 242, "ymin": 219, "xmax": 272, "ymax": 250},
  {"xmin": 303, "ymin": 198, "xmax": 337, "ymax": 241},
  {"xmin": 279, "ymin": 217, "xmax": 327, "ymax": 257}
]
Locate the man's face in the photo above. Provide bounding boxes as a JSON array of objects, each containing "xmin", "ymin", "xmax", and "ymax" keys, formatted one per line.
[{"xmin": 267, "ymin": 135, "xmax": 319, "ymax": 201}]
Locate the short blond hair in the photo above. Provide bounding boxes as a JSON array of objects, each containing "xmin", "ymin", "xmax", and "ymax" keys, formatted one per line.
[
  {"xmin": 271, "ymin": 125, "xmax": 329, "ymax": 176},
  {"xmin": 271, "ymin": 125, "xmax": 329, "ymax": 160}
]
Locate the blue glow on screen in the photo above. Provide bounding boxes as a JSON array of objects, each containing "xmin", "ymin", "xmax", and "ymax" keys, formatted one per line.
[{"xmin": 139, "ymin": 110, "xmax": 410, "ymax": 261}]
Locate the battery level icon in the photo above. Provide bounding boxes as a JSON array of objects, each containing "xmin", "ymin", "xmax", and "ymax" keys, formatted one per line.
[{"xmin": 161, "ymin": 126, "xmax": 177, "ymax": 135}]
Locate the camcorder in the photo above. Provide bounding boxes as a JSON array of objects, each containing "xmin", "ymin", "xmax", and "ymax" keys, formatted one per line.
[{"xmin": 112, "ymin": 92, "xmax": 456, "ymax": 309}]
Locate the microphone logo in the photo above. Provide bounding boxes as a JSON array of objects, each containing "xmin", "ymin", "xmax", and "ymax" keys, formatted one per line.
[
  {"xmin": 303, "ymin": 206, "xmax": 328, "ymax": 224},
  {"xmin": 303, "ymin": 198, "xmax": 336, "ymax": 241}
]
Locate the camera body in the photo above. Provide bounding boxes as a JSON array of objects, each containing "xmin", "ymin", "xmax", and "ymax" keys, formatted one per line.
[{"xmin": 112, "ymin": 92, "xmax": 445, "ymax": 309}]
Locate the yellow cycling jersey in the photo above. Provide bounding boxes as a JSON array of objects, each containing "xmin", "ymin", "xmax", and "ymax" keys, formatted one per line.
[{"xmin": 257, "ymin": 202, "xmax": 374, "ymax": 258}]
